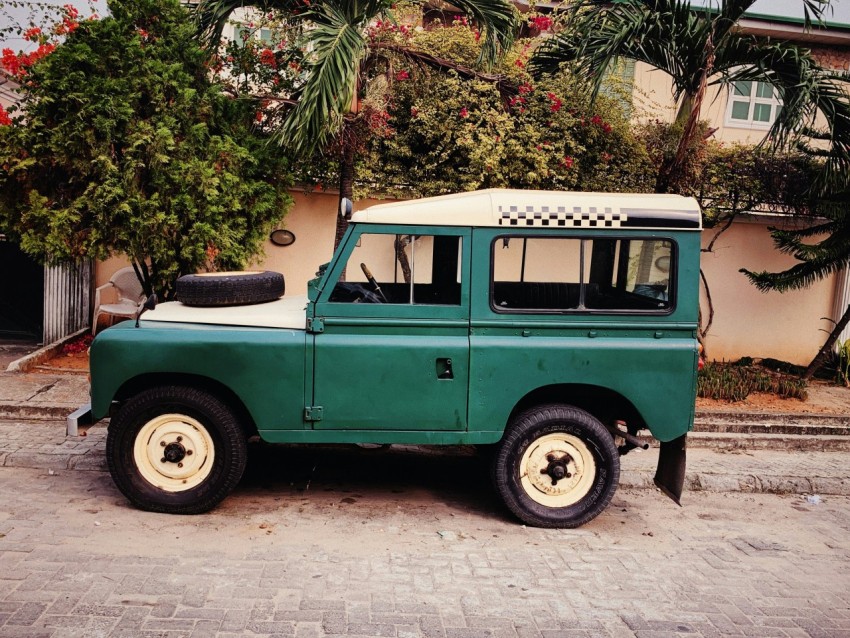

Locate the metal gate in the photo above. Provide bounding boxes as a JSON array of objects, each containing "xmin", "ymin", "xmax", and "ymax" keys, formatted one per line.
[{"xmin": 43, "ymin": 261, "xmax": 92, "ymax": 344}]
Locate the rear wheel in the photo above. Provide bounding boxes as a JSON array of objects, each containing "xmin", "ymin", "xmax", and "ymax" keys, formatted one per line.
[
  {"xmin": 106, "ymin": 386, "xmax": 247, "ymax": 514},
  {"xmin": 492, "ymin": 405, "xmax": 619, "ymax": 528}
]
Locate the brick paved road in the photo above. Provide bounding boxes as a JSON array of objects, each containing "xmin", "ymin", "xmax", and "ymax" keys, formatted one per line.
[{"xmin": 1, "ymin": 439, "xmax": 849, "ymax": 637}]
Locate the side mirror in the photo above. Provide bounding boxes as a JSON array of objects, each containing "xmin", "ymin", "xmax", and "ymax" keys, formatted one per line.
[
  {"xmin": 339, "ymin": 197, "xmax": 353, "ymax": 218},
  {"xmin": 135, "ymin": 293, "xmax": 158, "ymax": 328}
]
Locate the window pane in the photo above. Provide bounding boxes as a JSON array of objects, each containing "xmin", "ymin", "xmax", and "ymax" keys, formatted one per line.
[
  {"xmin": 492, "ymin": 237, "xmax": 582, "ymax": 310},
  {"xmin": 330, "ymin": 234, "xmax": 461, "ymax": 305},
  {"xmin": 730, "ymin": 100, "xmax": 750, "ymax": 120},
  {"xmin": 753, "ymin": 103, "xmax": 772, "ymax": 122},
  {"xmin": 585, "ymin": 239, "xmax": 673, "ymax": 311},
  {"xmin": 493, "ymin": 237, "xmax": 674, "ymax": 312},
  {"xmin": 733, "ymin": 81, "xmax": 752, "ymax": 97},
  {"xmin": 260, "ymin": 28, "xmax": 272, "ymax": 43},
  {"xmin": 756, "ymin": 82, "xmax": 774, "ymax": 99}
]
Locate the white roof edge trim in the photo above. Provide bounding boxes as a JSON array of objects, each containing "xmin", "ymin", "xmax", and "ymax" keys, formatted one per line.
[{"xmin": 351, "ymin": 189, "xmax": 702, "ymax": 230}]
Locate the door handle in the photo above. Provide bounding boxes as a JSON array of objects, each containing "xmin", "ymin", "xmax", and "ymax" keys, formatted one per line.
[{"xmin": 436, "ymin": 358, "xmax": 454, "ymax": 380}]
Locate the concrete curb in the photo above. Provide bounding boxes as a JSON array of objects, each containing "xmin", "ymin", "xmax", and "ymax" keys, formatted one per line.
[
  {"xmin": 0, "ymin": 403, "xmax": 80, "ymax": 421},
  {"xmin": 4, "ymin": 328, "xmax": 89, "ymax": 373},
  {"xmin": 620, "ymin": 471, "xmax": 850, "ymax": 496}
]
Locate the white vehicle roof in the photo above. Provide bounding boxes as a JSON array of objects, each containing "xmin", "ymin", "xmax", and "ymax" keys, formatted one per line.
[{"xmin": 351, "ymin": 189, "xmax": 702, "ymax": 231}]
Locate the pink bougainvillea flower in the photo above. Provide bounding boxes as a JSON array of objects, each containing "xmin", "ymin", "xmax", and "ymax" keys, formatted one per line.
[
  {"xmin": 530, "ymin": 15, "xmax": 553, "ymax": 31},
  {"xmin": 459, "ymin": 107, "xmax": 469, "ymax": 119},
  {"xmin": 259, "ymin": 48, "xmax": 276, "ymax": 68}
]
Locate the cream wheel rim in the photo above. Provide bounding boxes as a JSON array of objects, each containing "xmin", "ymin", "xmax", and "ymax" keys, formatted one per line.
[
  {"xmin": 133, "ymin": 414, "xmax": 215, "ymax": 492},
  {"xmin": 519, "ymin": 433, "xmax": 596, "ymax": 507}
]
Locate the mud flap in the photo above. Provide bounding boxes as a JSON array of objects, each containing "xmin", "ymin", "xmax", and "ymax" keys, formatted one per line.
[{"xmin": 654, "ymin": 434, "xmax": 687, "ymax": 506}]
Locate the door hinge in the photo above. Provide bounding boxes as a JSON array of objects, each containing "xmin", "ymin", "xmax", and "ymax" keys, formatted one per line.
[
  {"xmin": 304, "ymin": 406, "xmax": 323, "ymax": 421},
  {"xmin": 307, "ymin": 316, "xmax": 324, "ymax": 333}
]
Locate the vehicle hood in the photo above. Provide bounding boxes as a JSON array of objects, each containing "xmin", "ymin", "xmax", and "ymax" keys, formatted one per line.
[{"xmin": 142, "ymin": 295, "xmax": 308, "ymax": 330}]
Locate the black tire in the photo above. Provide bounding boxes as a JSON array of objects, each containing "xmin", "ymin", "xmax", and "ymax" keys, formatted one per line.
[
  {"xmin": 106, "ymin": 386, "xmax": 248, "ymax": 514},
  {"xmin": 492, "ymin": 404, "xmax": 619, "ymax": 528},
  {"xmin": 176, "ymin": 271, "xmax": 284, "ymax": 307}
]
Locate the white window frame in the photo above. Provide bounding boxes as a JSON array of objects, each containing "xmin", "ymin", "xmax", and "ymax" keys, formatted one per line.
[{"xmin": 724, "ymin": 78, "xmax": 782, "ymax": 130}]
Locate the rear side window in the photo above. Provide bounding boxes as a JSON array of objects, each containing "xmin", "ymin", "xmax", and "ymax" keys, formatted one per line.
[{"xmin": 492, "ymin": 236, "xmax": 674, "ymax": 313}]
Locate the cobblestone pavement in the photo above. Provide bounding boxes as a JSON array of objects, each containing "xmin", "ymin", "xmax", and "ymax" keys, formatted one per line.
[{"xmin": 1, "ymin": 437, "xmax": 849, "ymax": 638}]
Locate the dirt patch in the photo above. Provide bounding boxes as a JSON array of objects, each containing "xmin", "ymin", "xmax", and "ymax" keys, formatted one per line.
[
  {"xmin": 697, "ymin": 380, "xmax": 850, "ymax": 414},
  {"xmin": 33, "ymin": 350, "xmax": 89, "ymax": 374}
]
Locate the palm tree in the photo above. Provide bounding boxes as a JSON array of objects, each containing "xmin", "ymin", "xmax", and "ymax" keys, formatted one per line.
[
  {"xmin": 196, "ymin": 0, "xmax": 517, "ymax": 248},
  {"xmin": 529, "ymin": 0, "xmax": 834, "ymax": 193}
]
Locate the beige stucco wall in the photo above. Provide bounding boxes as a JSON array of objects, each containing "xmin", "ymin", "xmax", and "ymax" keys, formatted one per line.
[{"xmin": 700, "ymin": 218, "xmax": 835, "ymax": 365}]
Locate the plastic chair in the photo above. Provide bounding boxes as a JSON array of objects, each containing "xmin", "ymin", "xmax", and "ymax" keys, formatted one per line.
[{"xmin": 92, "ymin": 266, "xmax": 145, "ymax": 334}]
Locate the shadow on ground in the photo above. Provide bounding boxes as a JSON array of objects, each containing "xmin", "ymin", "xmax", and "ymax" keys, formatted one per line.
[{"xmin": 237, "ymin": 441, "xmax": 502, "ymax": 520}]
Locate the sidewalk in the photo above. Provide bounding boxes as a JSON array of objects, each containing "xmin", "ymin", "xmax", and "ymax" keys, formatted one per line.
[{"xmin": 0, "ymin": 369, "xmax": 848, "ymax": 497}]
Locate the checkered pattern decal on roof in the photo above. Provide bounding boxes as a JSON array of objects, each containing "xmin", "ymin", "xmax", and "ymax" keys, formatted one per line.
[{"xmin": 498, "ymin": 205, "xmax": 627, "ymax": 228}]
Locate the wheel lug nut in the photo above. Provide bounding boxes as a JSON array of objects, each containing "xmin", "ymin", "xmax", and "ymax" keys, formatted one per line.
[
  {"xmin": 177, "ymin": 462, "xmax": 183, "ymax": 468},
  {"xmin": 186, "ymin": 450, "xmax": 193, "ymax": 456},
  {"xmin": 161, "ymin": 457, "xmax": 166, "ymax": 463},
  {"xmin": 176, "ymin": 436, "xmax": 183, "ymax": 442},
  {"xmin": 160, "ymin": 441, "xmax": 166, "ymax": 447}
]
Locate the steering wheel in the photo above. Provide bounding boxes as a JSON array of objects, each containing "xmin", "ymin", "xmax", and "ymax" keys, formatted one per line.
[{"xmin": 360, "ymin": 263, "xmax": 389, "ymax": 303}]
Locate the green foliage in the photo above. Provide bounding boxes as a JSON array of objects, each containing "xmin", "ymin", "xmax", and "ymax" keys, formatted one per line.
[
  {"xmin": 0, "ymin": 0, "xmax": 294, "ymax": 300},
  {"xmin": 698, "ymin": 360, "xmax": 808, "ymax": 402},
  {"xmin": 837, "ymin": 340, "xmax": 850, "ymax": 387},
  {"xmin": 699, "ymin": 146, "xmax": 819, "ymax": 225},
  {"xmin": 355, "ymin": 26, "xmax": 653, "ymax": 199}
]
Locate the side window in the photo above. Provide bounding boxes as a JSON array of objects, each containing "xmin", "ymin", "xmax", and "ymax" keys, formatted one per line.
[
  {"xmin": 491, "ymin": 236, "xmax": 674, "ymax": 313},
  {"xmin": 330, "ymin": 233, "xmax": 462, "ymax": 305},
  {"xmin": 492, "ymin": 237, "xmax": 583, "ymax": 310},
  {"xmin": 585, "ymin": 238, "xmax": 672, "ymax": 311}
]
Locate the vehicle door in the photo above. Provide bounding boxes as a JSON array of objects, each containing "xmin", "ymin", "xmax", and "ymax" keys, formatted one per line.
[{"xmin": 311, "ymin": 225, "xmax": 471, "ymax": 430}]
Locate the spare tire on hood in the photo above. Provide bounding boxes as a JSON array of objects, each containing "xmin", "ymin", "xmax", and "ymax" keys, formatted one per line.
[{"xmin": 176, "ymin": 271, "xmax": 285, "ymax": 307}]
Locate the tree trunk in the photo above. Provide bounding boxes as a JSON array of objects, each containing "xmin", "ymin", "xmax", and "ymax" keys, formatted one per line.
[
  {"xmin": 655, "ymin": 98, "xmax": 694, "ymax": 193},
  {"xmin": 803, "ymin": 304, "xmax": 850, "ymax": 380},
  {"xmin": 334, "ymin": 139, "xmax": 356, "ymax": 252},
  {"xmin": 658, "ymin": 32, "xmax": 715, "ymax": 194}
]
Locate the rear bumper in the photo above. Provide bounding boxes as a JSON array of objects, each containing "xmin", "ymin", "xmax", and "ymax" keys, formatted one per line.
[{"xmin": 67, "ymin": 403, "xmax": 95, "ymax": 437}]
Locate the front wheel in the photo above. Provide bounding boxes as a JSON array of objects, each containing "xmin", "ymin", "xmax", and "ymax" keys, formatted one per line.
[
  {"xmin": 492, "ymin": 405, "xmax": 619, "ymax": 528},
  {"xmin": 106, "ymin": 386, "xmax": 248, "ymax": 514}
]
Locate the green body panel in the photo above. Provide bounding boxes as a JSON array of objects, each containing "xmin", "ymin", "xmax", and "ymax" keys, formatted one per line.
[
  {"xmin": 89, "ymin": 322, "xmax": 307, "ymax": 430},
  {"xmin": 467, "ymin": 228, "xmax": 702, "ymax": 442},
  {"xmin": 467, "ymin": 330, "xmax": 697, "ymax": 441},
  {"xmin": 312, "ymin": 323, "xmax": 469, "ymax": 430}
]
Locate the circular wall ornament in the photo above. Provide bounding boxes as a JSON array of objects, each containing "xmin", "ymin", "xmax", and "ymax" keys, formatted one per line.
[{"xmin": 270, "ymin": 229, "xmax": 296, "ymax": 247}]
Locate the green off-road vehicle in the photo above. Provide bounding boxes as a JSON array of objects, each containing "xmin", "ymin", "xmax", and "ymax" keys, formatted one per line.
[{"xmin": 70, "ymin": 189, "xmax": 702, "ymax": 528}]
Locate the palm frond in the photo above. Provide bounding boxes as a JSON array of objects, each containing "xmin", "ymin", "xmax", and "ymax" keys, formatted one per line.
[
  {"xmin": 276, "ymin": 1, "xmax": 368, "ymax": 156},
  {"xmin": 193, "ymin": 0, "xmax": 303, "ymax": 45},
  {"xmin": 530, "ymin": 0, "xmax": 712, "ymax": 101},
  {"xmin": 742, "ymin": 254, "xmax": 850, "ymax": 292},
  {"xmin": 448, "ymin": 0, "xmax": 517, "ymax": 68}
]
